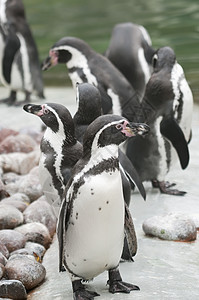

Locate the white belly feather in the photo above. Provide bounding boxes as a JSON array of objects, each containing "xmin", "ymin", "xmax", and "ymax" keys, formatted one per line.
[{"xmin": 64, "ymin": 170, "xmax": 124, "ymax": 279}]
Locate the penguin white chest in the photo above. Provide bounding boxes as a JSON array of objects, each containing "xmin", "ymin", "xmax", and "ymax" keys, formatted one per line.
[{"xmin": 64, "ymin": 170, "xmax": 125, "ymax": 279}]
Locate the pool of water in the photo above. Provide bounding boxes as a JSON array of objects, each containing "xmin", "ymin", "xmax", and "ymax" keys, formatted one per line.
[{"xmin": 23, "ymin": 0, "xmax": 199, "ymax": 102}]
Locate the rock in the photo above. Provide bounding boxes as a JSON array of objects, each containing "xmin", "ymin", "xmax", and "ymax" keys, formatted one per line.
[
  {"xmin": 0, "ymin": 179, "xmax": 9, "ymax": 200},
  {"xmin": 0, "ymin": 149, "xmax": 40, "ymax": 175},
  {"xmin": 17, "ymin": 168, "xmax": 43, "ymax": 202},
  {"xmin": 5, "ymin": 168, "xmax": 43, "ymax": 202},
  {"xmin": 9, "ymin": 248, "xmax": 30, "ymax": 257},
  {"xmin": 0, "ymin": 243, "xmax": 9, "ymax": 258},
  {"xmin": 0, "ymin": 263, "xmax": 5, "ymax": 279},
  {"xmin": 20, "ymin": 127, "xmax": 43, "ymax": 144},
  {"xmin": 5, "ymin": 255, "xmax": 46, "ymax": 290},
  {"xmin": 0, "ymin": 198, "xmax": 28, "ymax": 212},
  {"xmin": 14, "ymin": 222, "xmax": 51, "ymax": 249},
  {"xmin": 0, "ymin": 279, "xmax": 27, "ymax": 299},
  {"xmin": 8, "ymin": 254, "xmax": 35, "ymax": 262},
  {"xmin": 0, "ymin": 134, "xmax": 37, "ymax": 154},
  {"xmin": 0, "ymin": 128, "xmax": 18, "ymax": 143},
  {"xmin": 0, "ymin": 252, "xmax": 7, "ymax": 266},
  {"xmin": 2, "ymin": 173, "xmax": 21, "ymax": 185},
  {"xmin": 4, "ymin": 193, "xmax": 30, "ymax": 204},
  {"xmin": 24, "ymin": 196, "xmax": 57, "ymax": 237},
  {"xmin": 0, "ymin": 205, "xmax": 24, "ymax": 229},
  {"xmin": 25, "ymin": 242, "xmax": 46, "ymax": 262},
  {"xmin": 142, "ymin": 213, "xmax": 197, "ymax": 241},
  {"xmin": 0, "ymin": 230, "xmax": 27, "ymax": 252},
  {"xmin": 189, "ymin": 214, "xmax": 199, "ymax": 230}
]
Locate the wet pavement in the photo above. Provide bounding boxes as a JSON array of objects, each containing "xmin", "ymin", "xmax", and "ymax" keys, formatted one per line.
[{"xmin": 0, "ymin": 87, "xmax": 199, "ymax": 300}]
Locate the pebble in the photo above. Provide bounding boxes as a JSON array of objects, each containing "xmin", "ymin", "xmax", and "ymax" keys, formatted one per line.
[
  {"xmin": 0, "ymin": 205, "xmax": 24, "ymax": 229},
  {"xmin": 0, "ymin": 264, "xmax": 5, "ymax": 279},
  {"xmin": 0, "ymin": 149, "xmax": 40, "ymax": 175},
  {"xmin": 0, "ymin": 252, "xmax": 7, "ymax": 266},
  {"xmin": 0, "ymin": 134, "xmax": 37, "ymax": 154},
  {"xmin": 24, "ymin": 196, "xmax": 57, "ymax": 237},
  {"xmin": 2, "ymin": 173, "xmax": 21, "ymax": 185},
  {"xmin": 0, "ymin": 128, "xmax": 18, "ymax": 143},
  {"xmin": 14, "ymin": 222, "xmax": 51, "ymax": 249},
  {"xmin": 20, "ymin": 127, "xmax": 43, "ymax": 144},
  {"xmin": 142, "ymin": 213, "xmax": 197, "ymax": 241},
  {"xmin": 0, "ymin": 230, "xmax": 27, "ymax": 252},
  {"xmin": 3, "ymin": 193, "xmax": 30, "ymax": 204},
  {"xmin": 17, "ymin": 168, "xmax": 43, "ymax": 202},
  {"xmin": 25, "ymin": 242, "xmax": 46, "ymax": 262},
  {"xmin": 0, "ymin": 243, "xmax": 9, "ymax": 258},
  {"xmin": 189, "ymin": 213, "xmax": 199, "ymax": 230},
  {"xmin": 0, "ymin": 180, "xmax": 9, "ymax": 200},
  {"xmin": 0, "ymin": 199, "xmax": 28, "ymax": 212},
  {"xmin": 0, "ymin": 279, "xmax": 27, "ymax": 299},
  {"xmin": 5, "ymin": 168, "xmax": 43, "ymax": 202},
  {"xmin": 5, "ymin": 255, "xmax": 46, "ymax": 290}
]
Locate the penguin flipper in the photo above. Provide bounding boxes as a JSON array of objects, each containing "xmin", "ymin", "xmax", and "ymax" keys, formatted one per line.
[
  {"xmin": 160, "ymin": 117, "xmax": 189, "ymax": 169},
  {"xmin": 3, "ymin": 27, "xmax": 20, "ymax": 84},
  {"xmin": 122, "ymin": 203, "xmax": 137, "ymax": 260},
  {"xmin": 119, "ymin": 150, "xmax": 146, "ymax": 200},
  {"xmin": 57, "ymin": 188, "xmax": 73, "ymax": 272}
]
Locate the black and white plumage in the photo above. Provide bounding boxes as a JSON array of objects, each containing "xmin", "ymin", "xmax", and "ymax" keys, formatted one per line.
[
  {"xmin": 105, "ymin": 22, "xmax": 155, "ymax": 101},
  {"xmin": 73, "ymin": 82, "xmax": 146, "ymax": 206},
  {"xmin": 73, "ymin": 82, "xmax": 146, "ymax": 261},
  {"xmin": 57, "ymin": 114, "xmax": 149, "ymax": 299},
  {"xmin": 0, "ymin": 0, "xmax": 44, "ymax": 105},
  {"xmin": 42, "ymin": 36, "xmax": 143, "ymax": 122},
  {"xmin": 126, "ymin": 46, "xmax": 193, "ymax": 195},
  {"xmin": 73, "ymin": 82, "xmax": 103, "ymax": 144},
  {"xmin": 23, "ymin": 103, "xmax": 82, "ymax": 215}
]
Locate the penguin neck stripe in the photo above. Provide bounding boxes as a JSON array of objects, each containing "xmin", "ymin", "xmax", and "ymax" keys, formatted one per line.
[
  {"xmin": 53, "ymin": 45, "xmax": 98, "ymax": 86},
  {"xmin": 91, "ymin": 120, "xmax": 125, "ymax": 155}
]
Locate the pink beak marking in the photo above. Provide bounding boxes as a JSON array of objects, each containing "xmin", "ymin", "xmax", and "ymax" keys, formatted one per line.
[
  {"xmin": 121, "ymin": 120, "xmax": 135, "ymax": 137},
  {"xmin": 37, "ymin": 105, "xmax": 48, "ymax": 116}
]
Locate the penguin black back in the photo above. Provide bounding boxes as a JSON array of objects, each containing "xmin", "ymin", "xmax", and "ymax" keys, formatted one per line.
[{"xmin": 42, "ymin": 36, "xmax": 143, "ymax": 122}]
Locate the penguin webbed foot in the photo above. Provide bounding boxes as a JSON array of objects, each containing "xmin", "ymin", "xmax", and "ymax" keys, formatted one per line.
[
  {"xmin": 153, "ymin": 180, "xmax": 186, "ymax": 196},
  {"xmin": 72, "ymin": 280, "xmax": 100, "ymax": 300},
  {"xmin": 152, "ymin": 179, "xmax": 176, "ymax": 189},
  {"xmin": 107, "ymin": 268, "xmax": 139, "ymax": 294}
]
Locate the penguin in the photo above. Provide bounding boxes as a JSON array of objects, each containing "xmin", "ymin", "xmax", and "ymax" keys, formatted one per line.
[
  {"xmin": 73, "ymin": 82, "xmax": 146, "ymax": 261},
  {"xmin": 42, "ymin": 36, "xmax": 143, "ymax": 123},
  {"xmin": 0, "ymin": 0, "xmax": 44, "ymax": 105},
  {"xmin": 57, "ymin": 114, "xmax": 149, "ymax": 299},
  {"xmin": 126, "ymin": 46, "xmax": 192, "ymax": 195},
  {"xmin": 105, "ymin": 22, "xmax": 155, "ymax": 101},
  {"xmin": 23, "ymin": 103, "xmax": 82, "ymax": 216},
  {"xmin": 73, "ymin": 82, "xmax": 103, "ymax": 144},
  {"xmin": 73, "ymin": 82, "xmax": 146, "ymax": 203}
]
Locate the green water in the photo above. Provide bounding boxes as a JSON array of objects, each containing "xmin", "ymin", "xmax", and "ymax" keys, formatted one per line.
[{"xmin": 24, "ymin": 0, "xmax": 199, "ymax": 101}]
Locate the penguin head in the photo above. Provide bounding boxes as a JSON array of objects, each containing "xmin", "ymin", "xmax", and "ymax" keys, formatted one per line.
[
  {"xmin": 73, "ymin": 82, "xmax": 102, "ymax": 126},
  {"xmin": 83, "ymin": 114, "xmax": 149, "ymax": 155},
  {"xmin": 152, "ymin": 46, "xmax": 176, "ymax": 71},
  {"xmin": 42, "ymin": 37, "xmax": 92, "ymax": 71},
  {"xmin": 23, "ymin": 103, "xmax": 75, "ymax": 137}
]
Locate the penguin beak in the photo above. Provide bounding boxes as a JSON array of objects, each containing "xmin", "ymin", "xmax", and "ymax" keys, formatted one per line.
[
  {"xmin": 42, "ymin": 50, "xmax": 58, "ymax": 71},
  {"xmin": 41, "ymin": 56, "xmax": 53, "ymax": 71},
  {"xmin": 121, "ymin": 121, "xmax": 150, "ymax": 137},
  {"xmin": 23, "ymin": 104, "xmax": 48, "ymax": 117}
]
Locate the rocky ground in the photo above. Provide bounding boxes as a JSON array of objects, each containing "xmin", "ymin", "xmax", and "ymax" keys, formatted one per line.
[{"xmin": 0, "ymin": 86, "xmax": 198, "ymax": 299}]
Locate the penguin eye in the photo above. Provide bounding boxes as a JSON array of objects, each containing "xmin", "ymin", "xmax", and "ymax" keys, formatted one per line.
[
  {"xmin": 43, "ymin": 108, "xmax": 49, "ymax": 114},
  {"xmin": 115, "ymin": 124, "xmax": 123, "ymax": 130}
]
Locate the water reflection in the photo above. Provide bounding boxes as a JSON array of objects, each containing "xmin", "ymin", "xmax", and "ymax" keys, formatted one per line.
[{"xmin": 26, "ymin": 0, "xmax": 199, "ymax": 101}]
